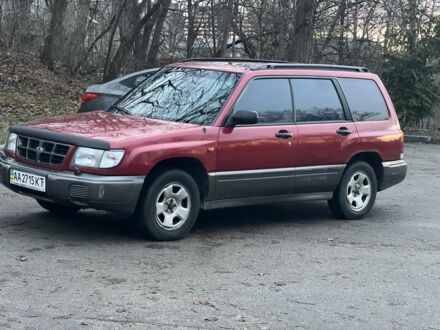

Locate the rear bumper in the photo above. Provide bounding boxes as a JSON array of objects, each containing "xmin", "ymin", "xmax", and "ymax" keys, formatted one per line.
[
  {"xmin": 379, "ymin": 160, "xmax": 408, "ymax": 191},
  {"xmin": 0, "ymin": 153, "xmax": 145, "ymax": 214}
]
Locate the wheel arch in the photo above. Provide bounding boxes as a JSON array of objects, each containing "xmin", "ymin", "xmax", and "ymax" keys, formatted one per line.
[
  {"xmin": 144, "ymin": 157, "xmax": 210, "ymax": 201},
  {"xmin": 346, "ymin": 151, "xmax": 384, "ymax": 188}
]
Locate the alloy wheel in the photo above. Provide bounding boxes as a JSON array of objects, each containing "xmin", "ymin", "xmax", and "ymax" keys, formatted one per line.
[
  {"xmin": 346, "ymin": 171, "xmax": 371, "ymax": 212},
  {"xmin": 155, "ymin": 183, "xmax": 191, "ymax": 230}
]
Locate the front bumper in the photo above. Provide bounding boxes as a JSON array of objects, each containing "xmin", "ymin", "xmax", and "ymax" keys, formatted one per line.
[
  {"xmin": 379, "ymin": 160, "xmax": 408, "ymax": 191},
  {"xmin": 0, "ymin": 153, "xmax": 145, "ymax": 214}
]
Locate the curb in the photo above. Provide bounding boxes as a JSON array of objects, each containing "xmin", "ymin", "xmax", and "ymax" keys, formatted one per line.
[{"xmin": 404, "ymin": 135, "xmax": 432, "ymax": 144}]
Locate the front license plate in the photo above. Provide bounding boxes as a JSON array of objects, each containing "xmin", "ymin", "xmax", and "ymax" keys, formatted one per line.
[{"xmin": 9, "ymin": 169, "xmax": 47, "ymax": 192}]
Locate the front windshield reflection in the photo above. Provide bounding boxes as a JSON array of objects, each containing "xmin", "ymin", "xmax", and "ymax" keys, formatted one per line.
[{"xmin": 115, "ymin": 67, "xmax": 241, "ymax": 125}]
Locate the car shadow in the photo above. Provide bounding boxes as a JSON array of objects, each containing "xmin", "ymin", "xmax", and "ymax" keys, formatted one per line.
[
  {"xmin": 14, "ymin": 209, "xmax": 139, "ymax": 241},
  {"xmin": 194, "ymin": 201, "xmax": 335, "ymax": 233},
  {"xmin": 9, "ymin": 200, "xmax": 340, "ymax": 242}
]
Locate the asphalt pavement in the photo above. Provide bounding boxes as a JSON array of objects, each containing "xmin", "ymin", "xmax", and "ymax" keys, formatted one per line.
[{"xmin": 0, "ymin": 143, "xmax": 440, "ymax": 329}]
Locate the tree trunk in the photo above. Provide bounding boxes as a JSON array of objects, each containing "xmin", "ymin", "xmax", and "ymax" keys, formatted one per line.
[
  {"xmin": 41, "ymin": 0, "xmax": 68, "ymax": 68},
  {"xmin": 337, "ymin": 0, "xmax": 346, "ymax": 64},
  {"xmin": 186, "ymin": 0, "xmax": 196, "ymax": 58},
  {"xmin": 209, "ymin": 0, "xmax": 217, "ymax": 56},
  {"xmin": 146, "ymin": 0, "xmax": 171, "ymax": 68},
  {"xmin": 287, "ymin": 0, "xmax": 316, "ymax": 63},
  {"xmin": 67, "ymin": 0, "xmax": 91, "ymax": 70},
  {"xmin": 103, "ymin": 0, "xmax": 127, "ymax": 80},
  {"xmin": 217, "ymin": 0, "xmax": 233, "ymax": 57},
  {"xmin": 134, "ymin": 1, "xmax": 157, "ymax": 69},
  {"xmin": 408, "ymin": 0, "xmax": 418, "ymax": 53}
]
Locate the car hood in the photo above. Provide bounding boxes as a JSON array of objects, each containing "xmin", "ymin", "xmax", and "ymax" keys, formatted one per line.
[{"xmin": 21, "ymin": 111, "xmax": 199, "ymax": 145}]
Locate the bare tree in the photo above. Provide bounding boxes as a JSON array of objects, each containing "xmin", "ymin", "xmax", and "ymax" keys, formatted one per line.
[
  {"xmin": 104, "ymin": 0, "xmax": 163, "ymax": 81},
  {"xmin": 146, "ymin": 0, "xmax": 172, "ymax": 67},
  {"xmin": 0, "ymin": 0, "xmax": 438, "ymax": 95},
  {"xmin": 288, "ymin": 0, "xmax": 317, "ymax": 62},
  {"xmin": 42, "ymin": 0, "xmax": 68, "ymax": 68},
  {"xmin": 67, "ymin": 0, "xmax": 92, "ymax": 70}
]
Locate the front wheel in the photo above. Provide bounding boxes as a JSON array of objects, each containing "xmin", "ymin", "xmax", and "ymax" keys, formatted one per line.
[
  {"xmin": 136, "ymin": 169, "xmax": 200, "ymax": 241},
  {"xmin": 328, "ymin": 161, "xmax": 377, "ymax": 220}
]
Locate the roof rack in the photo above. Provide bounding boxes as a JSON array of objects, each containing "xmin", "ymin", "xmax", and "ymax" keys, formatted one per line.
[
  {"xmin": 177, "ymin": 58, "xmax": 370, "ymax": 73},
  {"xmin": 178, "ymin": 58, "xmax": 289, "ymax": 64},
  {"xmin": 259, "ymin": 63, "xmax": 369, "ymax": 73}
]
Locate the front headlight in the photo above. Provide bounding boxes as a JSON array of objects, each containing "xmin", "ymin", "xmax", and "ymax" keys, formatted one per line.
[
  {"xmin": 73, "ymin": 147, "xmax": 125, "ymax": 168},
  {"xmin": 73, "ymin": 147, "xmax": 103, "ymax": 167},
  {"xmin": 5, "ymin": 132, "xmax": 17, "ymax": 153}
]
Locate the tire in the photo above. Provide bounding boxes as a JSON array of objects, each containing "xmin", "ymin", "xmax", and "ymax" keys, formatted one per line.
[
  {"xmin": 136, "ymin": 169, "xmax": 200, "ymax": 241},
  {"xmin": 36, "ymin": 199, "xmax": 81, "ymax": 215},
  {"xmin": 328, "ymin": 161, "xmax": 377, "ymax": 220}
]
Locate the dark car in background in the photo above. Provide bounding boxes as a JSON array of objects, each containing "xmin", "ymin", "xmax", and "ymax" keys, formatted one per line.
[{"xmin": 78, "ymin": 68, "xmax": 159, "ymax": 113}]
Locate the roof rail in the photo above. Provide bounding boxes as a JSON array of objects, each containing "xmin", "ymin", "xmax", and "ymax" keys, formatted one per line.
[
  {"xmin": 178, "ymin": 58, "xmax": 289, "ymax": 64},
  {"xmin": 259, "ymin": 63, "xmax": 370, "ymax": 73},
  {"xmin": 177, "ymin": 58, "xmax": 370, "ymax": 72}
]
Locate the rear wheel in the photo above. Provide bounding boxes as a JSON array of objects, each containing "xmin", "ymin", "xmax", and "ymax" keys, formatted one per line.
[
  {"xmin": 36, "ymin": 199, "xmax": 81, "ymax": 215},
  {"xmin": 136, "ymin": 169, "xmax": 200, "ymax": 241},
  {"xmin": 328, "ymin": 161, "xmax": 377, "ymax": 220}
]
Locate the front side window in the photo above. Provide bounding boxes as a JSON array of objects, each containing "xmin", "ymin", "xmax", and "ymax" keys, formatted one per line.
[
  {"xmin": 114, "ymin": 67, "xmax": 241, "ymax": 125},
  {"xmin": 338, "ymin": 78, "xmax": 389, "ymax": 121},
  {"xmin": 234, "ymin": 79, "xmax": 293, "ymax": 124},
  {"xmin": 291, "ymin": 79, "xmax": 345, "ymax": 122}
]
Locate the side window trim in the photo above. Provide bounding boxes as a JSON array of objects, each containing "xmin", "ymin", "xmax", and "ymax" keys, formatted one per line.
[
  {"xmin": 288, "ymin": 79, "xmax": 297, "ymax": 123},
  {"xmin": 290, "ymin": 77, "xmax": 349, "ymax": 124},
  {"xmin": 332, "ymin": 78, "xmax": 353, "ymax": 121},
  {"xmin": 223, "ymin": 77, "xmax": 295, "ymax": 127}
]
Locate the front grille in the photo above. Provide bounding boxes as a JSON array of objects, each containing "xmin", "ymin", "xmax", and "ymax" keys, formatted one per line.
[{"xmin": 16, "ymin": 136, "xmax": 71, "ymax": 165}]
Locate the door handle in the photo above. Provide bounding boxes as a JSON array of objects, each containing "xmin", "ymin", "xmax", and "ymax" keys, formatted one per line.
[
  {"xmin": 275, "ymin": 130, "xmax": 293, "ymax": 139},
  {"xmin": 336, "ymin": 127, "xmax": 352, "ymax": 136}
]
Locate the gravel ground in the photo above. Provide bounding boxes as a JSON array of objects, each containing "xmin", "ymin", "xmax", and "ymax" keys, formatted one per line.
[{"xmin": 0, "ymin": 143, "xmax": 439, "ymax": 329}]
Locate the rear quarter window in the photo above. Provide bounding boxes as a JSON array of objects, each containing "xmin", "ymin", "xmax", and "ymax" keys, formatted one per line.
[{"xmin": 338, "ymin": 78, "xmax": 389, "ymax": 121}]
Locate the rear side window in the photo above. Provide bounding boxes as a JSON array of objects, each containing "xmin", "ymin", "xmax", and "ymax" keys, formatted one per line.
[
  {"xmin": 290, "ymin": 79, "xmax": 345, "ymax": 122},
  {"xmin": 234, "ymin": 79, "xmax": 293, "ymax": 124},
  {"xmin": 120, "ymin": 72, "xmax": 155, "ymax": 88},
  {"xmin": 338, "ymin": 78, "xmax": 389, "ymax": 121}
]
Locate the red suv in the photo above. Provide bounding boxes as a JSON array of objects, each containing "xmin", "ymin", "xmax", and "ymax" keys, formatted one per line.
[{"xmin": 1, "ymin": 59, "xmax": 407, "ymax": 240}]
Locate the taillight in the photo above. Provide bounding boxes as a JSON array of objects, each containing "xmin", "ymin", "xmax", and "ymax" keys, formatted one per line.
[{"xmin": 80, "ymin": 92, "xmax": 100, "ymax": 104}]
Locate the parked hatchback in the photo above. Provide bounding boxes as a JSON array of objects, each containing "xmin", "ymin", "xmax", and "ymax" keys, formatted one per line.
[
  {"xmin": 1, "ymin": 59, "xmax": 407, "ymax": 240},
  {"xmin": 78, "ymin": 68, "xmax": 159, "ymax": 113}
]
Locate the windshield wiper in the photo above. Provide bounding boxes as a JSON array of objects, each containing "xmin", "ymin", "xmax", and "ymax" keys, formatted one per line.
[{"xmin": 109, "ymin": 105, "xmax": 131, "ymax": 115}]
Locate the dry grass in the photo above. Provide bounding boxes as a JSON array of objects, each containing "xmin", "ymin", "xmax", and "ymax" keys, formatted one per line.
[{"xmin": 0, "ymin": 49, "xmax": 92, "ymax": 142}]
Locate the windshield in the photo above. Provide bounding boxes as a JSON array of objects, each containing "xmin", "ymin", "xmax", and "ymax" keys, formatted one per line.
[{"xmin": 113, "ymin": 67, "xmax": 241, "ymax": 125}]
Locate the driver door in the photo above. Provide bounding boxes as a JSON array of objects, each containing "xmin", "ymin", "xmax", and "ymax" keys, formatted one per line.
[{"xmin": 214, "ymin": 78, "xmax": 298, "ymax": 199}]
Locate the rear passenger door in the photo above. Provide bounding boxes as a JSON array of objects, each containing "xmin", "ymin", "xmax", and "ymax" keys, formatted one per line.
[
  {"xmin": 292, "ymin": 78, "xmax": 359, "ymax": 193},
  {"xmin": 214, "ymin": 78, "xmax": 298, "ymax": 199}
]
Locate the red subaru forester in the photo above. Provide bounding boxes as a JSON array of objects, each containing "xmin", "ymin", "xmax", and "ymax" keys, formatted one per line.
[{"xmin": 1, "ymin": 59, "xmax": 407, "ymax": 240}]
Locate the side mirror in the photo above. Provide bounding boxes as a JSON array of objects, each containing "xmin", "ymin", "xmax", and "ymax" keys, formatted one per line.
[{"xmin": 228, "ymin": 110, "xmax": 258, "ymax": 126}]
